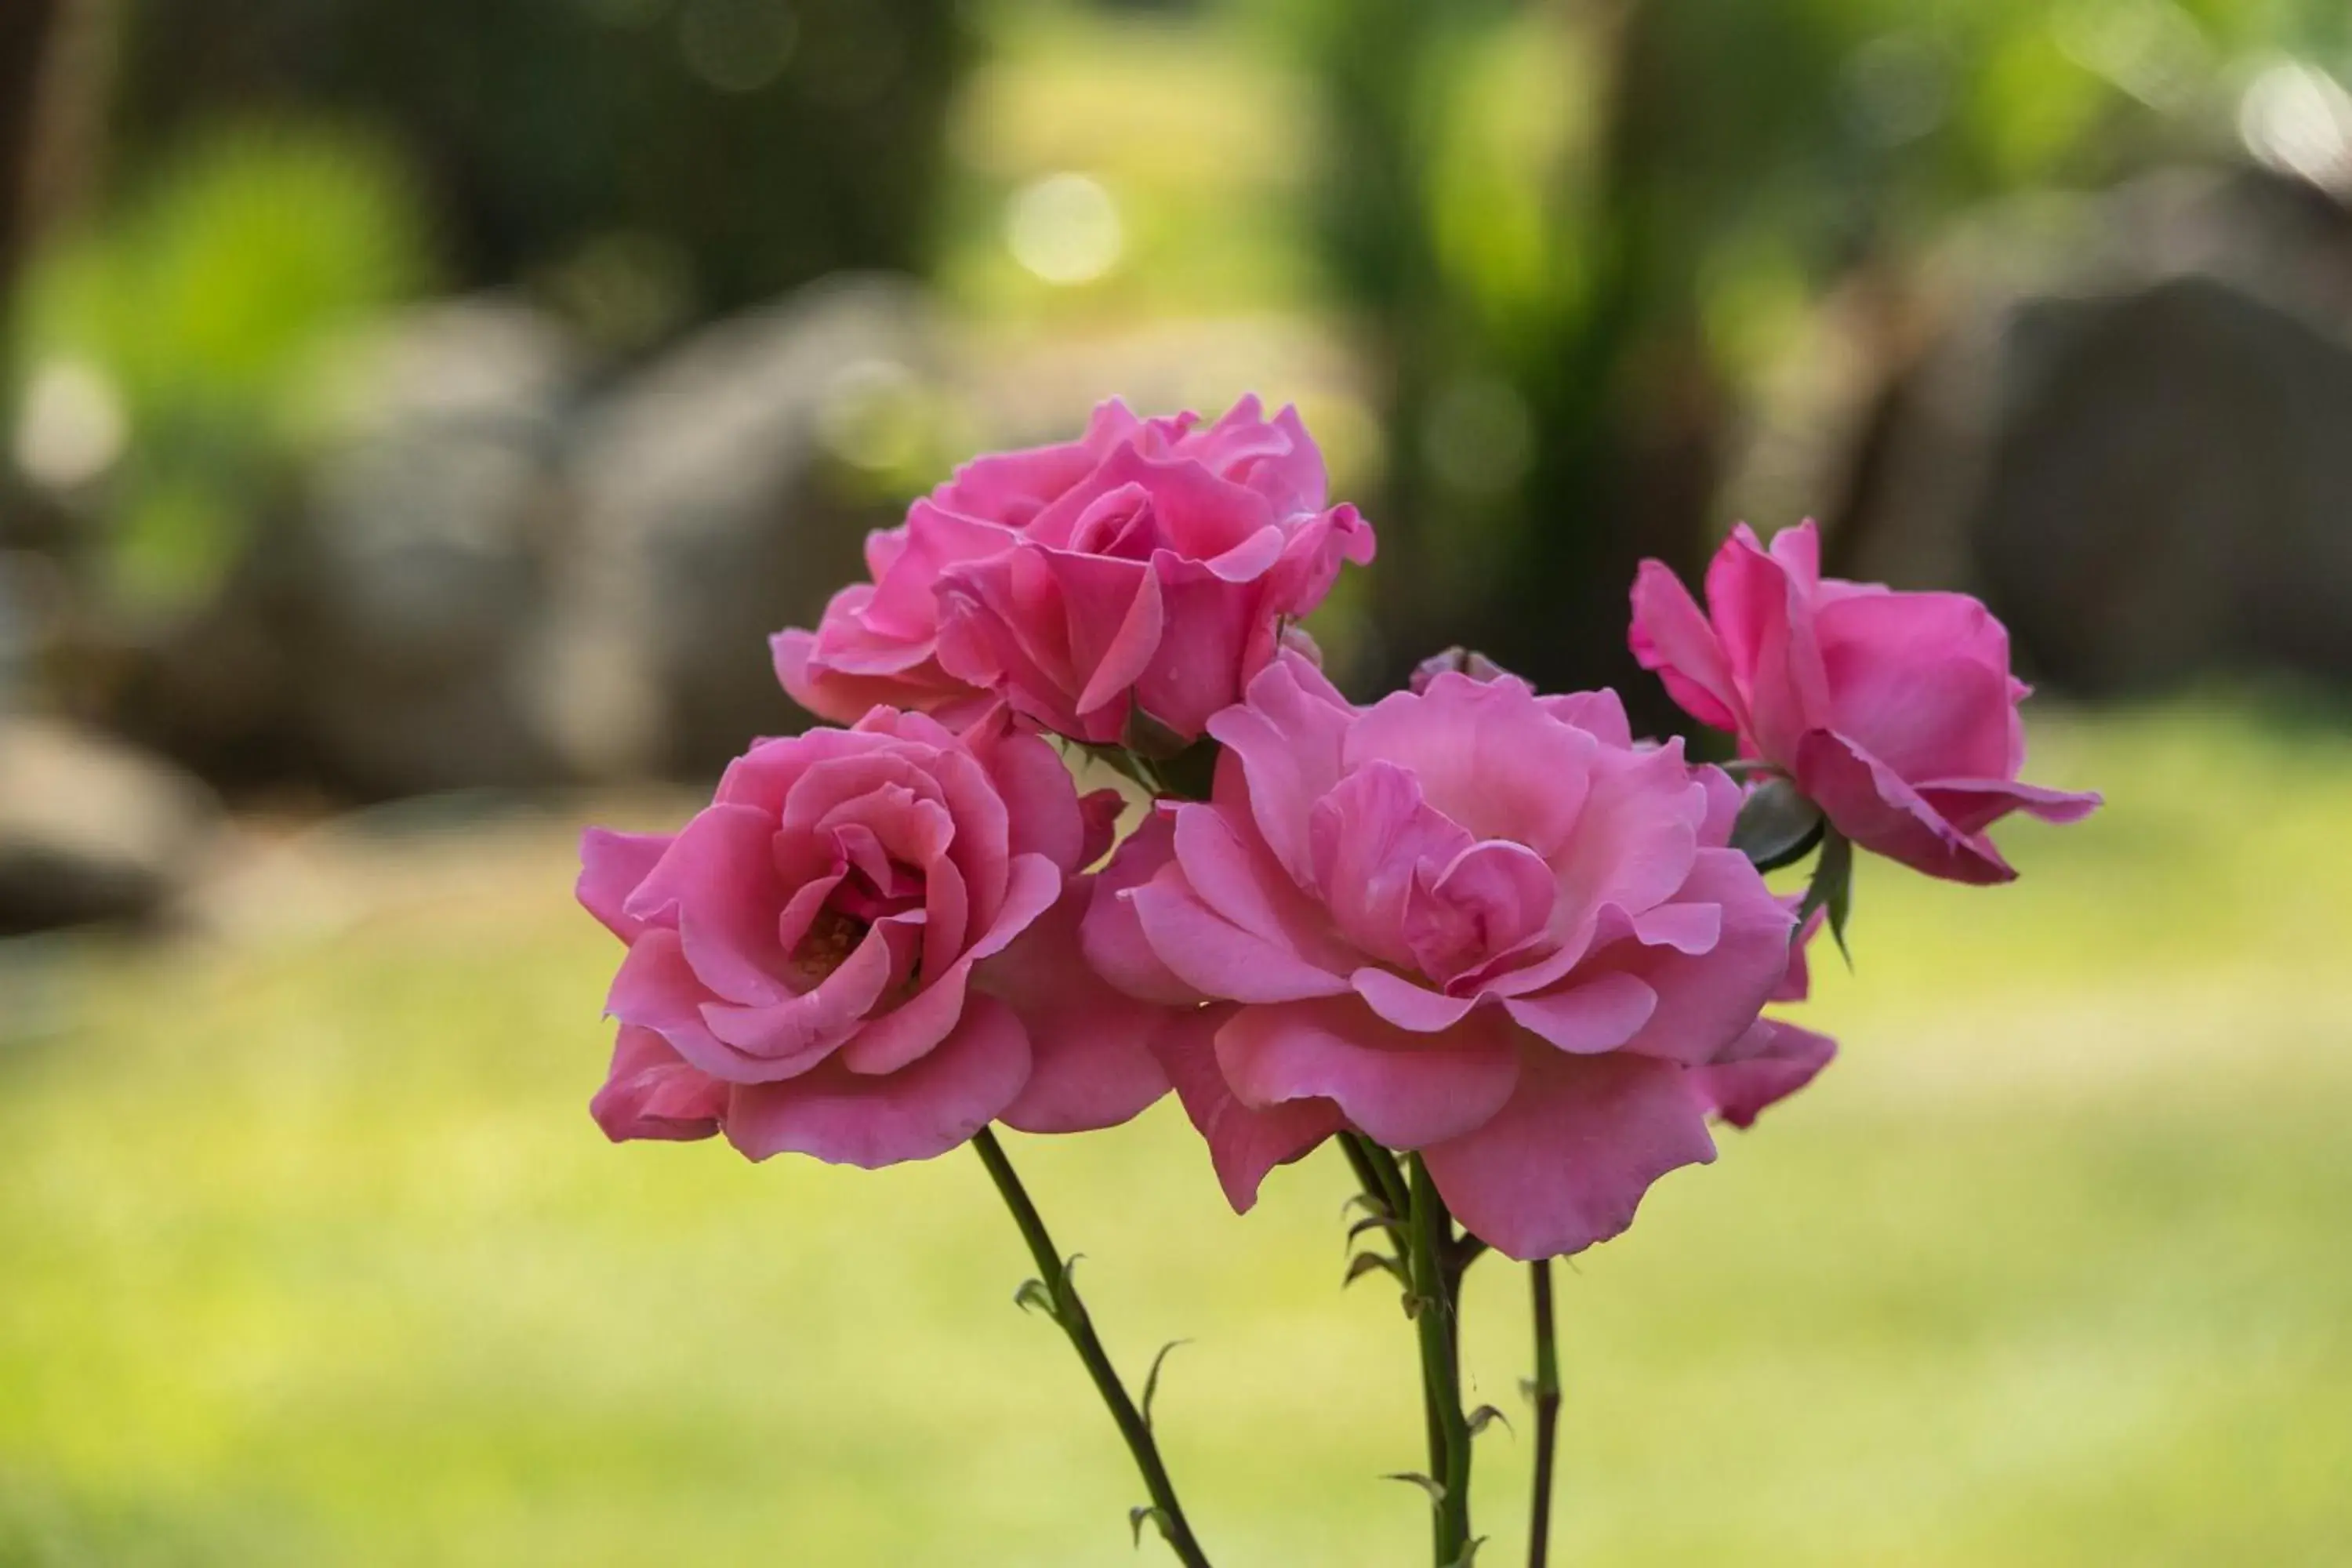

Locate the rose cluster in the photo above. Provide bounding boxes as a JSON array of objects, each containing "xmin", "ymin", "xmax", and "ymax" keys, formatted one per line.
[{"xmin": 581, "ymin": 397, "xmax": 2096, "ymax": 1261}]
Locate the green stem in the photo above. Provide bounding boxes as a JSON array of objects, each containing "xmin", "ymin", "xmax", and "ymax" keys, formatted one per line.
[
  {"xmin": 1408, "ymin": 1154, "xmax": 1474, "ymax": 1563},
  {"xmin": 1341, "ymin": 1129, "xmax": 1414, "ymax": 1223},
  {"xmin": 1338, "ymin": 1134, "xmax": 1442, "ymax": 1484},
  {"xmin": 971, "ymin": 1129, "xmax": 1212, "ymax": 1568},
  {"xmin": 1527, "ymin": 1261, "xmax": 1561, "ymax": 1568}
]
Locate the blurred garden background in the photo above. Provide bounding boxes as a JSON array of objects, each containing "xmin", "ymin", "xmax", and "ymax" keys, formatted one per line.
[{"xmin": 2, "ymin": 0, "xmax": 2350, "ymax": 1562}]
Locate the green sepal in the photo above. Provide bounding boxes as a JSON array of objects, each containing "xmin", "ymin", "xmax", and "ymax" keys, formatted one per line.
[
  {"xmin": 1795, "ymin": 824, "xmax": 1855, "ymax": 964},
  {"xmin": 1730, "ymin": 775, "xmax": 1826, "ymax": 872}
]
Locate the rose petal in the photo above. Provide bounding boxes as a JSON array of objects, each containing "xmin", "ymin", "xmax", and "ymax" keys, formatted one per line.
[
  {"xmin": 578, "ymin": 828, "xmax": 672, "ymax": 942},
  {"xmin": 590, "ymin": 1025, "xmax": 726, "ymax": 1142},
  {"xmin": 1154, "ymin": 1004, "xmax": 1345, "ymax": 1213},
  {"xmin": 984, "ymin": 877, "xmax": 1174, "ymax": 1134},
  {"xmin": 1424, "ymin": 1046, "xmax": 1716, "ymax": 1261},
  {"xmin": 723, "ymin": 996, "xmax": 1033, "ymax": 1167},
  {"xmin": 1684, "ymin": 1020, "xmax": 1836, "ymax": 1129},
  {"xmin": 1214, "ymin": 996, "xmax": 1519, "ymax": 1149}
]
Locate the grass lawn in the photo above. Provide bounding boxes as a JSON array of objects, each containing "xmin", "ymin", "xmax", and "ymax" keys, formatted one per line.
[{"xmin": 2, "ymin": 705, "xmax": 2347, "ymax": 1566}]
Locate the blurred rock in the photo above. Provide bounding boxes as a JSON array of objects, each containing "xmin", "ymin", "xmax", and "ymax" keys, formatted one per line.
[
  {"xmin": 286, "ymin": 300, "xmax": 580, "ymax": 793},
  {"xmin": 121, "ymin": 298, "xmax": 583, "ymax": 795},
  {"xmin": 1828, "ymin": 165, "xmax": 2352, "ymax": 695},
  {"xmin": 107, "ymin": 278, "xmax": 946, "ymax": 794},
  {"xmin": 546, "ymin": 275, "xmax": 939, "ymax": 775},
  {"xmin": 1978, "ymin": 276, "xmax": 2352, "ymax": 692},
  {"xmin": 0, "ymin": 715, "xmax": 217, "ymax": 932}
]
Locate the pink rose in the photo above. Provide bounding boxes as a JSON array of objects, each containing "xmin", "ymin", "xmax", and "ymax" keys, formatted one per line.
[
  {"xmin": 1080, "ymin": 652, "xmax": 1802, "ymax": 1261},
  {"xmin": 1629, "ymin": 521, "xmax": 2101, "ymax": 884},
  {"xmin": 579, "ymin": 707, "xmax": 1166, "ymax": 1166},
  {"xmin": 774, "ymin": 397, "xmax": 1374, "ymax": 746}
]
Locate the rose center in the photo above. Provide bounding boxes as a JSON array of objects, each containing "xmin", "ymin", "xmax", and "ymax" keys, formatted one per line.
[{"xmin": 789, "ymin": 906, "xmax": 868, "ymax": 986}]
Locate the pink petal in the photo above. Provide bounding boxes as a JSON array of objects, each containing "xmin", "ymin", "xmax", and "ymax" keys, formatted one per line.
[
  {"xmin": 1795, "ymin": 730, "xmax": 2014, "ymax": 884},
  {"xmin": 982, "ymin": 877, "xmax": 1174, "ymax": 1134},
  {"xmin": 723, "ymin": 996, "xmax": 1033, "ymax": 1167},
  {"xmin": 1128, "ymin": 568, "xmax": 1258, "ymax": 739},
  {"xmin": 1704, "ymin": 524, "xmax": 1831, "ymax": 763},
  {"xmin": 1090, "ymin": 442, "xmax": 1277, "ymax": 562},
  {"xmin": 1305, "ymin": 760, "xmax": 1474, "ymax": 968},
  {"xmin": 1405, "ymin": 838, "xmax": 1555, "ymax": 980},
  {"xmin": 1079, "ymin": 811, "xmax": 1204, "ymax": 1007},
  {"xmin": 1154, "ymin": 1004, "xmax": 1346, "ymax": 1213},
  {"xmin": 624, "ymin": 804, "xmax": 791, "ymax": 1007},
  {"xmin": 606, "ymin": 927, "xmax": 779, "ymax": 1083},
  {"xmin": 1171, "ymin": 800, "xmax": 1359, "ymax": 975},
  {"xmin": 578, "ymin": 828, "xmax": 673, "ymax": 942},
  {"xmin": 836, "ymin": 958, "xmax": 972, "ymax": 1077},
  {"xmin": 975, "ymin": 724, "xmax": 1092, "ymax": 875},
  {"xmin": 1131, "ymin": 875, "xmax": 1354, "ymax": 1004},
  {"xmin": 1046, "ymin": 548, "xmax": 1164, "ymax": 718},
  {"xmin": 1424, "ymin": 1046, "xmax": 1716, "ymax": 1261},
  {"xmin": 1344, "ymin": 677, "xmax": 1596, "ymax": 855},
  {"xmin": 1503, "ymin": 972, "xmax": 1657, "ymax": 1054},
  {"xmin": 1915, "ymin": 777, "xmax": 2103, "ymax": 835},
  {"xmin": 1610, "ymin": 848, "xmax": 1795, "ymax": 1066},
  {"xmin": 1076, "ymin": 789, "xmax": 1124, "ymax": 871},
  {"xmin": 1349, "ymin": 967, "xmax": 1482, "ymax": 1033},
  {"xmin": 1207, "ymin": 650, "xmax": 1356, "ymax": 884},
  {"xmin": 590, "ymin": 1025, "xmax": 726, "ymax": 1142},
  {"xmin": 1815, "ymin": 593, "xmax": 2020, "ymax": 782},
  {"xmin": 1684, "ymin": 1020, "xmax": 1836, "ymax": 1128},
  {"xmin": 1537, "ymin": 688, "xmax": 1634, "ymax": 748},
  {"xmin": 1628, "ymin": 559, "xmax": 1743, "ymax": 735},
  {"xmin": 699, "ymin": 916, "xmax": 910, "ymax": 1073},
  {"xmin": 1214, "ymin": 996, "xmax": 1519, "ymax": 1149}
]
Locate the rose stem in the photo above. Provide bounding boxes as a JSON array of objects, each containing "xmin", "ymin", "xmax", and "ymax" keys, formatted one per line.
[
  {"xmin": 1338, "ymin": 1134, "xmax": 1440, "ymax": 1475},
  {"xmin": 970, "ymin": 1127, "xmax": 1213, "ymax": 1568},
  {"xmin": 1527, "ymin": 1259, "xmax": 1562, "ymax": 1568},
  {"xmin": 1407, "ymin": 1153, "xmax": 1475, "ymax": 1563}
]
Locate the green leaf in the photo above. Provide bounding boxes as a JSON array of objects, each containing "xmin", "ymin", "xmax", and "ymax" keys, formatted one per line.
[
  {"xmin": 1141, "ymin": 1339, "xmax": 1189, "ymax": 1432},
  {"xmin": 1346, "ymin": 1214, "xmax": 1404, "ymax": 1247},
  {"xmin": 1344, "ymin": 1251, "xmax": 1407, "ymax": 1290},
  {"xmin": 1446, "ymin": 1537, "xmax": 1488, "ymax": 1567},
  {"xmin": 1382, "ymin": 1472, "xmax": 1448, "ymax": 1510},
  {"xmin": 1730, "ymin": 777, "xmax": 1826, "ymax": 872},
  {"xmin": 1012, "ymin": 1278, "xmax": 1059, "ymax": 1321}
]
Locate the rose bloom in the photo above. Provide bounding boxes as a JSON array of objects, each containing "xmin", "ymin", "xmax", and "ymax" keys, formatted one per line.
[
  {"xmin": 775, "ymin": 396, "xmax": 1374, "ymax": 745},
  {"xmin": 579, "ymin": 707, "xmax": 1167, "ymax": 1166},
  {"xmin": 1081, "ymin": 652, "xmax": 1809, "ymax": 1261},
  {"xmin": 1630, "ymin": 521, "xmax": 2100, "ymax": 884}
]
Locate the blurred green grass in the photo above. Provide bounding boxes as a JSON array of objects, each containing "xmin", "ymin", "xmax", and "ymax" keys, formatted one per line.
[{"xmin": 2, "ymin": 705, "xmax": 2349, "ymax": 1566}]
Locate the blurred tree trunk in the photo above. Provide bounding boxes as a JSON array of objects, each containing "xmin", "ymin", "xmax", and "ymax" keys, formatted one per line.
[
  {"xmin": 1302, "ymin": 0, "xmax": 1725, "ymax": 731},
  {"xmin": 0, "ymin": 0, "xmax": 108, "ymax": 309},
  {"xmin": 1483, "ymin": 0, "xmax": 1726, "ymax": 732},
  {"xmin": 0, "ymin": 0, "xmax": 67, "ymax": 299}
]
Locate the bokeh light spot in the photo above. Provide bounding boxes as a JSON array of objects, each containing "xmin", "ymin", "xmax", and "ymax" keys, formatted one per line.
[{"xmin": 1005, "ymin": 173, "xmax": 1124, "ymax": 287}]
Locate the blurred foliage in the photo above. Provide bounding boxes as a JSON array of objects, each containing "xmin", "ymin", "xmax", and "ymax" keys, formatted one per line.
[
  {"xmin": 1247, "ymin": 0, "xmax": 2352, "ymax": 700},
  {"xmin": 108, "ymin": 0, "xmax": 972, "ymax": 344},
  {"xmin": 9, "ymin": 124, "xmax": 433, "ymax": 608}
]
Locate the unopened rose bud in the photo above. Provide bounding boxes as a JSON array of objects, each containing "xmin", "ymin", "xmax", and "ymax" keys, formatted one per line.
[{"xmin": 1409, "ymin": 646, "xmax": 1512, "ymax": 693}]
